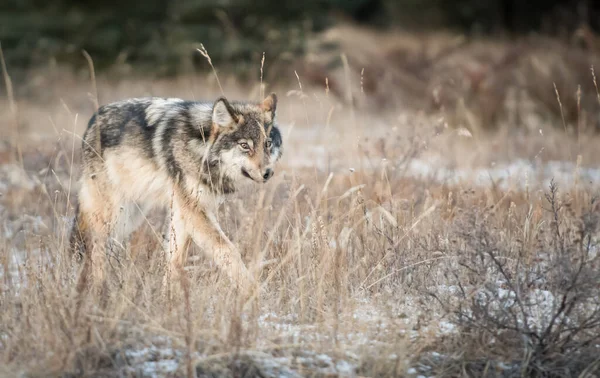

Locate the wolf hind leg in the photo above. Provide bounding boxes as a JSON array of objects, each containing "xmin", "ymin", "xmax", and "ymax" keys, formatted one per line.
[{"xmin": 73, "ymin": 176, "xmax": 120, "ymax": 286}]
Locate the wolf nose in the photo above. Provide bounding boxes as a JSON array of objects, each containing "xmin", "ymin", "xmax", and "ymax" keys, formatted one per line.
[{"xmin": 263, "ymin": 168, "xmax": 273, "ymax": 181}]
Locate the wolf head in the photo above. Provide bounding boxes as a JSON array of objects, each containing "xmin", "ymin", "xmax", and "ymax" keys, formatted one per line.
[{"xmin": 208, "ymin": 93, "xmax": 283, "ymax": 186}]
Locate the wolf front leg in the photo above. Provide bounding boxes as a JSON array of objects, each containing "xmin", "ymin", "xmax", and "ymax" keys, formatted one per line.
[{"xmin": 174, "ymin": 197, "xmax": 254, "ymax": 291}]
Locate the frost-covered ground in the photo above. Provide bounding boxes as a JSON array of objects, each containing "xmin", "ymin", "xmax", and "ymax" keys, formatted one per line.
[
  {"xmin": 290, "ymin": 150, "xmax": 600, "ymax": 191},
  {"xmin": 282, "ymin": 124, "xmax": 600, "ymax": 191},
  {"xmin": 2, "ymin": 112, "xmax": 600, "ymax": 375},
  {"xmin": 93, "ymin": 286, "xmax": 568, "ymax": 377},
  {"xmin": 105, "ymin": 299, "xmax": 437, "ymax": 377}
]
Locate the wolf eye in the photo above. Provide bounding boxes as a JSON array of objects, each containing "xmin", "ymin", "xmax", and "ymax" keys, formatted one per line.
[
  {"xmin": 265, "ymin": 139, "xmax": 272, "ymax": 149},
  {"xmin": 239, "ymin": 142, "xmax": 250, "ymax": 151}
]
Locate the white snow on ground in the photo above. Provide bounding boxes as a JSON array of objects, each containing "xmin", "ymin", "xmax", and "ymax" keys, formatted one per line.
[
  {"xmin": 106, "ymin": 275, "xmax": 596, "ymax": 377},
  {"xmin": 284, "ymin": 147, "xmax": 600, "ymax": 190},
  {"xmin": 280, "ymin": 124, "xmax": 600, "ymax": 189},
  {"xmin": 101, "ymin": 298, "xmax": 424, "ymax": 377},
  {"xmin": 404, "ymin": 158, "xmax": 600, "ymax": 190},
  {"xmin": 121, "ymin": 342, "xmax": 181, "ymax": 377}
]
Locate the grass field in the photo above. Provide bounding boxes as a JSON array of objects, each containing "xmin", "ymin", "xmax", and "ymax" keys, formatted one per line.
[{"xmin": 1, "ymin": 30, "xmax": 600, "ymax": 377}]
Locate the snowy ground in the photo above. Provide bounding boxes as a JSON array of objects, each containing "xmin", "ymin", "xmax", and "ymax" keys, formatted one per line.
[
  {"xmin": 281, "ymin": 124, "xmax": 600, "ymax": 191},
  {"xmin": 2, "ymin": 121, "xmax": 599, "ymax": 376}
]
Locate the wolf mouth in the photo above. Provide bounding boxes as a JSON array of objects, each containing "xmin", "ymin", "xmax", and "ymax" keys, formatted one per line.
[{"xmin": 241, "ymin": 168, "xmax": 256, "ymax": 181}]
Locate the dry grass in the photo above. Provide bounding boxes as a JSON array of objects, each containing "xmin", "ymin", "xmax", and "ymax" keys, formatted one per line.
[
  {"xmin": 1, "ymin": 31, "xmax": 600, "ymax": 378},
  {"xmin": 299, "ymin": 25, "xmax": 600, "ymax": 138}
]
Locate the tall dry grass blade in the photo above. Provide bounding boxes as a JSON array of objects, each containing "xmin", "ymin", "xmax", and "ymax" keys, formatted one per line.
[
  {"xmin": 0, "ymin": 43, "xmax": 16, "ymax": 116},
  {"xmin": 260, "ymin": 52, "xmax": 265, "ymax": 100},
  {"xmin": 592, "ymin": 65, "xmax": 600, "ymax": 106},
  {"xmin": 340, "ymin": 53, "xmax": 356, "ymax": 128},
  {"xmin": 294, "ymin": 70, "xmax": 309, "ymax": 126},
  {"xmin": 574, "ymin": 154, "xmax": 582, "ymax": 206},
  {"xmin": 82, "ymin": 50, "xmax": 99, "ymax": 111},
  {"xmin": 82, "ymin": 51, "xmax": 102, "ymax": 161},
  {"xmin": 553, "ymin": 82, "xmax": 568, "ymax": 134},
  {"xmin": 554, "ymin": 82, "xmax": 572, "ymax": 161},
  {"xmin": 179, "ymin": 265, "xmax": 194, "ymax": 378},
  {"xmin": 577, "ymin": 84, "xmax": 581, "ymax": 149},
  {"xmin": 321, "ymin": 172, "xmax": 334, "ymax": 195},
  {"xmin": 0, "ymin": 42, "xmax": 22, "ymax": 167},
  {"xmin": 63, "ymin": 114, "xmax": 78, "ymax": 249},
  {"xmin": 197, "ymin": 44, "xmax": 225, "ymax": 96},
  {"xmin": 324, "ymin": 106, "xmax": 335, "ymax": 134},
  {"xmin": 360, "ymin": 67, "xmax": 365, "ymax": 94}
]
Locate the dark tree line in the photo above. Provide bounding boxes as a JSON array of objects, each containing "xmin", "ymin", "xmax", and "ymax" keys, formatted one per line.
[{"xmin": 0, "ymin": 0, "xmax": 597, "ymax": 74}]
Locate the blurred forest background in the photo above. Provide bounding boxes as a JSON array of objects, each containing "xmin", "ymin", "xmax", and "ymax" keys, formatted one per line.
[
  {"xmin": 2, "ymin": 0, "xmax": 599, "ymax": 75},
  {"xmin": 2, "ymin": 0, "xmax": 600, "ymax": 132}
]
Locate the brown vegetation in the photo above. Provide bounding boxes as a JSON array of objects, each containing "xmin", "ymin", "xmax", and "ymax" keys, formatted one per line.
[{"xmin": 1, "ymin": 30, "xmax": 600, "ymax": 377}]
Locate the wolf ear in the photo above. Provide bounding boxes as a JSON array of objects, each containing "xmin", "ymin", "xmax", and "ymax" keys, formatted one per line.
[
  {"xmin": 260, "ymin": 93, "xmax": 277, "ymax": 122},
  {"xmin": 212, "ymin": 97, "xmax": 237, "ymax": 129}
]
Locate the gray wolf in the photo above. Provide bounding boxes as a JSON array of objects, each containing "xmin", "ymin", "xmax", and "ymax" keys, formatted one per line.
[{"xmin": 69, "ymin": 93, "xmax": 282, "ymax": 290}]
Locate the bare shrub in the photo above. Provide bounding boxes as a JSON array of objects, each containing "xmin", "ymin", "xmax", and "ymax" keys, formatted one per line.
[{"xmin": 430, "ymin": 181, "xmax": 600, "ymax": 377}]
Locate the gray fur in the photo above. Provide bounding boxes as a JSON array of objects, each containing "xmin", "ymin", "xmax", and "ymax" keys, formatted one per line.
[
  {"xmin": 70, "ymin": 94, "xmax": 283, "ymax": 289},
  {"xmin": 82, "ymin": 96, "xmax": 282, "ymax": 194}
]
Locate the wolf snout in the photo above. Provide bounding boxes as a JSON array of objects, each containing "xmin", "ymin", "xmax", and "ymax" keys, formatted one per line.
[{"xmin": 263, "ymin": 168, "xmax": 274, "ymax": 181}]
